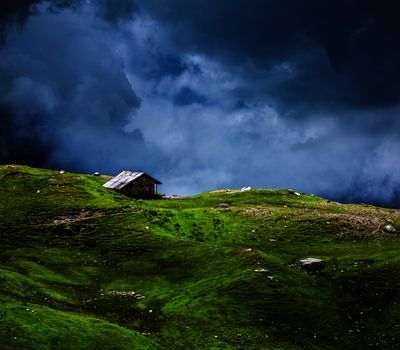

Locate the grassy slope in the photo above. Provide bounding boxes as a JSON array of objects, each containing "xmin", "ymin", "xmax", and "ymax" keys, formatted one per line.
[{"xmin": 1, "ymin": 165, "xmax": 400, "ymax": 349}]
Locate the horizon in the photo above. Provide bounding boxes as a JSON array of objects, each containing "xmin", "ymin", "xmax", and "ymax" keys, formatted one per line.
[{"xmin": 3, "ymin": 163, "xmax": 399, "ymax": 209}]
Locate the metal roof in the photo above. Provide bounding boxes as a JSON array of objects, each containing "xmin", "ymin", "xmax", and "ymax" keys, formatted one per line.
[{"xmin": 103, "ymin": 171, "xmax": 161, "ymax": 190}]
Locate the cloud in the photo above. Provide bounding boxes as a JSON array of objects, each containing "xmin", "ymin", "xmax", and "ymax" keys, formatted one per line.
[
  {"xmin": 94, "ymin": 0, "xmax": 138, "ymax": 24},
  {"xmin": 1, "ymin": 1, "xmax": 400, "ymax": 207},
  {"xmin": 136, "ymin": 0, "xmax": 400, "ymax": 109},
  {"xmin": 0, "ymin": 2, "xmax": 144, "ymax": 173},
  {"xmin": 0, "ymin": 104, "xmax": 53, "ymax": 167},
  {"xmin": 0, "ymin": 0, "xmax": 138, "ymax": 45}
]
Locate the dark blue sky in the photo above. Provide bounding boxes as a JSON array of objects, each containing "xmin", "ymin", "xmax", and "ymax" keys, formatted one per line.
[{"xmin": 1, "ymin": 0, "xmax": 400, "ymax": 206}]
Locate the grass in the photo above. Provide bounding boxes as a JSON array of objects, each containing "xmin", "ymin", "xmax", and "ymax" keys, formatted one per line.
[{"xmin": 1, "ymin": 164, "xmax": 400, "ymax": 349}]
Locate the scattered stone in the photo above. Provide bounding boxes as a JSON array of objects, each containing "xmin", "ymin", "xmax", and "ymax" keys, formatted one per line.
[
  {"xmin": 54, "ymin": 215, "xmax": 78, "ymax": 223},
  {"xmin": 162, "ymin": 194, "xmax": 186, "ymax": 199},
  {"xmin": 254, "ymin": 268, "xmax": 269, "ymax": 272},
  {"xmin": 99, "ymin": 289, "xmax": 145, "ymax": 299},
  {"xmin": 236, "ymin": 247, "xmax": 255, "ymax": 254},
  {"xmin": 288, "ymin": 189, "xmax": 301, "ymax": 196},
  {"xmin": 300, "ymin": 258, "xmax": 325, "ymax": 271},
  {"xmin": 52, "ymin": 211, "xmax": 104, "ymax": 224},
  {"xmin": 244, "ymin": 208, "xmax": 270, "ymax": 216},
  {"xmin": 215, "ymin": 202, "xmax": 229, "ymax": 208},
  {"xmin": 36, "ymin": 190, "xmax": 41, "ymax": 194},
  {"xmin": 384, "ymin": 224, "xmax": 397, "ymax": 233}
]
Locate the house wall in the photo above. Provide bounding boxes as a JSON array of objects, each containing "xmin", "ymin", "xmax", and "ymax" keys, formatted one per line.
[{"xmin": 120, "ymin": 176, "xmax": 157, "ymax": 198}]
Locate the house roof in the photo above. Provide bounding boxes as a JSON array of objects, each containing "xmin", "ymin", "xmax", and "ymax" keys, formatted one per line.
[{"xmin": 103, "ymin": 171, "xmax": 162, "ymax": 190}]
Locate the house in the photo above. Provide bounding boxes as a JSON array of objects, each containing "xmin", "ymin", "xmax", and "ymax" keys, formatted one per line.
[{"xmin": 103, "ymin": 171, "xmax": 161, "ymax": 198}]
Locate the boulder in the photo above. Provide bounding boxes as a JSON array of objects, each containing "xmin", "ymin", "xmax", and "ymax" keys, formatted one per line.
[
  {"xmin": 300, "ymin": 258, "xmax": 325, "ymax": 271},
  {"xmin": 215, "ymin": 203, "xmax": 229, "ymax": 208},
  {"xmin": 384, "ymin": 224, "xmax": 397, "ymax": 233}
]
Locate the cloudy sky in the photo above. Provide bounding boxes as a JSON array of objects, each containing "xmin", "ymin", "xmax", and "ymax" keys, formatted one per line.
[{"xmin": 1, "ymin": 0, "xmax": 400, "ymax": 206}]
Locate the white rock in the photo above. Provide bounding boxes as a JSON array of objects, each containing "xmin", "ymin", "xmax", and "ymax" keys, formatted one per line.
[
  {"xmin": 384, "ymin": 224, "xmax": 397, "ymax": 233},
  {"xmin": 215, "ymin": 202, "xmax": 229, "ymax": 208},
  {"xmin": 300, "ymin": 258, "xmax": 325, "ymax": 271},
  {"xmin": 59, "ymin": 170, "xmax": 65, "ymax": 174},
  {"xmin": 241, "ymin": 186, "xmax": 251, "ymax": 192},
  {"xmin": 288, "ymin": 189, "xmax": 301, "ymax": 196}
]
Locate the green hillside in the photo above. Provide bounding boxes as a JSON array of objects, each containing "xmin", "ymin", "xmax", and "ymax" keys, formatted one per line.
[{"xmin": 1, "ymin": 165, "xmax": 400, "ymax": 349}]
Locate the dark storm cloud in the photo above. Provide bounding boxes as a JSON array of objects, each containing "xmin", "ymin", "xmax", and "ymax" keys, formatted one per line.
[
  {"xmin": 137, "ymin": 0, "xmax": 400, "ymax": 108},
  {"xmin": 0, "ymin": 104, "xmax": 53, "ymax": 166},
  {"xmin": 0, "ymin": 0, "xmax": 41, "ymax": 44},
  {"xmin": 173, "ymin": 87, "xmax": 207, "ymax": 106},
  {"xmin": 0, "ymin": 0, "xmax": 138, "ymax": 42},
  {"xmin": 0, "ymin": 1, "xmax": 148, "ymax": 173},
  {"xmin": 1, "ymin": 0, "xmax": 400, "ymax": 207},
  {"xmin": 94, "ymin": 0, "xmax": 138, "ymax": 23},
  {"xmin": 132, "ymin": 0, "xmax": 400, "ymax": 206}
]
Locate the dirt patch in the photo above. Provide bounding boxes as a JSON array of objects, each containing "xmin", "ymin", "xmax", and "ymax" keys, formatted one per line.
[
  {"xmin": 328, "ymin": 214, "xmax": 385, "ymax": 237},
  {"xmin": 162, "ymin": 195, "xmax": 187, "ymax": 199},
  {"xmin": 51, "ymin": 210, "xmax": 105, "ymax": 224},
  {"xmin": 46, "ymin": 175, "xmax": 76, "ymax": 186},
  {"xmin": 234, "ymin": 247, "xmax": 254, "ymax": 254},
  {"xmin": 242, "ymin": 208, "xmax": 272, "ymax": 216},
  {"xmin": 3, "ymin": 171, "xmax": 31, "ymax": 178},
  {"xmin": 99, "ymin": 289, "xmax": 146, "ymax": 299},
  {"xmin": 209, "ymin": 189, "xmax": 241, "ymax": 194}
]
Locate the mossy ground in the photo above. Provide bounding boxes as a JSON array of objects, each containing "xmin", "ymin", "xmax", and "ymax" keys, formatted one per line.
[{"xmin": 1, "ymin": 165, "xmax": 400, "ymax": 349}]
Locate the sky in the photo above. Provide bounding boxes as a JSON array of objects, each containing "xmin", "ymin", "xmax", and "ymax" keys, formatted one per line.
[{"xmin": 1, "ymin": 0, "xmax": 400, "ymax": 206}]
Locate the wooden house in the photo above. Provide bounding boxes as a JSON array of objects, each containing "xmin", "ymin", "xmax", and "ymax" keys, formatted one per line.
[{"xmin": 103, "ymin": 171, "xmax": 161, "ymax": 198}]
